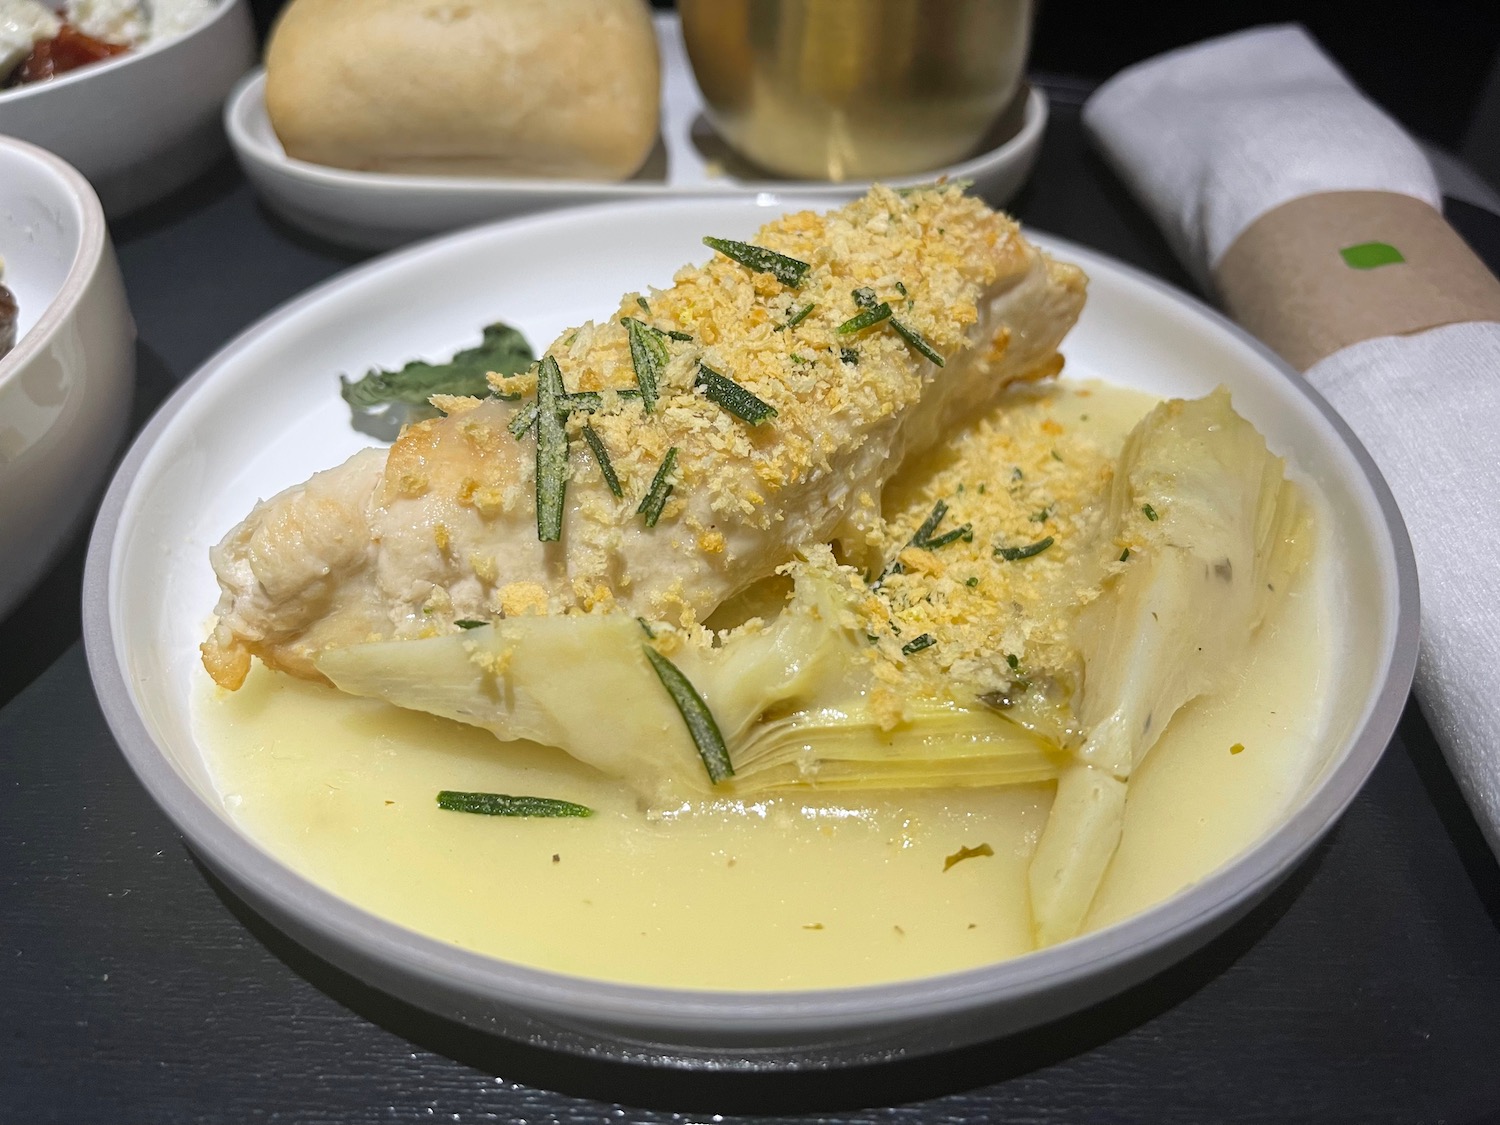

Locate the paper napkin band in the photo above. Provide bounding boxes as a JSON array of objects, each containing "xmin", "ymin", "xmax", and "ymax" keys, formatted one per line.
[{"xmin": 1214, "ymin": 190, "xmax": 1500, "ymax": 371}]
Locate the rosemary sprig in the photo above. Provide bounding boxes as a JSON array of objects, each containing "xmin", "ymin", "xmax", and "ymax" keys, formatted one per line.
[
  {"xmin": 623, "ymin": 316, "xmax": 668, "ymax": 411},
  {"xmin": 838, "ymin": 302, "xmax": 893, "ymax": 334},
  {"xmin": 695, "ymin": 364, "xmax": 777, "ymax": 425},
  {"xmin": 642, "ymin": 647, "xmax": 734, "ymax": 784},
  {"xmin": 637, "ymin": 447, "xmax": 678, "ymax": 527},
  {"xmin": 995, "ymin": 536, "xmax": 1055, "ymax": 561},
  {"xmin": 512, "ymin": 388, "xmax": 645, "ymax": 438},
  {"xmin": 437, "ymin": 791, "xmax": 593, "ymax": 818},
  {"xmin": 891, "ymin": 318, "xmax": 944, "ymax": 366},
  {"xmin": 777, "ymin": 302, "xmax": 816, "ymax": 332},
  {"xmin": 581, "ymin": 424, "xmax": 623, "ymax": 497},
  {"xmin": 534, "ymin": 355, "xmax": 568, "ymax": 542},
  {"xmin": 702, "ymin": 236, "xmax": 811, "ymax": 287}
]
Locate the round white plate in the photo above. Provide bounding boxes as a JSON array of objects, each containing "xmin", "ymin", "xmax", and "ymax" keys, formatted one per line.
[
  {"xmin": 84, "ymin": 195, "xmax": 1416, "ymax": 1068},
  {"xmin": 225, "ymin": 15, "xmax": 1047, "ymax": 251},
  {"xmin": 0, "ymin": 0, "xmax": 255, "ymax": 218}
]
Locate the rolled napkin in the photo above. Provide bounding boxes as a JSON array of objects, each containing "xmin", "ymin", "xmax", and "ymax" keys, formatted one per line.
[{"xmin": 1083, "ymin": 26, "xmax": 1500, "ymax": 857}]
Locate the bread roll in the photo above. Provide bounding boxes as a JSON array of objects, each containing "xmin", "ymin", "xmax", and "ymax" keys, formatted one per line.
[{"xmin": 264, "ymin": 0, "xmax": 661, "ymax": 180}]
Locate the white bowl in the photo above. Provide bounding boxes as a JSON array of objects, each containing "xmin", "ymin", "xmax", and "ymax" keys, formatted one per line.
[
  {"xmin": 0, "ymin": 136, "xmax": 134, "ymax": 620},
  {"xmin": 83, "ymin": 196, "xmax": 1417, "ymax": 1068},
  {"xmin": 0, "ymin": 0, "xmax": 256, "ymax": 217},
  {"xmin": 224, "ymin": 14, "xmax": 1047, "ymax": 251}
]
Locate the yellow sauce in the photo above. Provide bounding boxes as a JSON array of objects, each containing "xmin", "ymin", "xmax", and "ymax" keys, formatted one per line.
[{"xmin": 193, "ymin": 382, "xmax": 1331, "ymax": 990}]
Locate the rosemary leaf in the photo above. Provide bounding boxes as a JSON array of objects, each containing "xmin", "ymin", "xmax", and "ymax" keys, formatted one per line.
[
  {"xmin": 891, "ymin": 318, "xmax": 944, "ymax": 366},
  {"xmin": 695, "ymin": 364, "xmax": 777, "ymax": 425},
  {"xmin": 534, "ymin": 355, "xmax": 568, "ymax": 542},
  {"xmin": 581, "ymin": 424, "xmax": 623, "ymax": 497},
  {"xmin": 901, "ymin": 633, "xmax": 937, "ymax": 655},
  {"xmin": 776, "ymin": 302, "xmax": 816, "ymax": 332},
  {"xmin": 665, "ymin": 329, "xmax": 694, "ymax": 342},
  {"xmin": 437, "ymin": 791, "xmax": 593, "ymax": 818},
  {"xmin": 924, "ymin": 524, "xmax": 973, "ymax": 549},
  {"xmin": 623, "ymin": 317, "xmax": 666, "ymax": 411},
  {"xmin": 995, "ymin": 536, "xmax": 1055, "ymax": 561},
  {"xmin": 838, "ymin": 302, "xmax": 893, "ymax": 334},
  {"xmin": 454, "ymin": 619, "xmax": 488, "ymax": 629},
  {"xmin": 509, "ymin": 402, "xmax": 539, "ymax": 439},
  {"xmin": 642, "ymin": 646, "xmax": 734, "ymax": 784},
  {"xmin": 913, "ymin": 500, "xmax": 949, "ymax": 545},
  {"xmin": 702, "ymin": 236, "xmax": 811, "ymax": 287},
  {"xmin": 637, "ymin": 447, "xmax": 678, "ymax": 527}
]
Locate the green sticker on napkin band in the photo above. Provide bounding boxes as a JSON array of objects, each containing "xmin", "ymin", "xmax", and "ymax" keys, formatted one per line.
[
  {"xmin": 1340, "ymin": 241, "xmax": 1406, "ymax": 269},
  {"xmin": 1215, "ymin": 191, "xmax": 1500, "ymax": 371}
]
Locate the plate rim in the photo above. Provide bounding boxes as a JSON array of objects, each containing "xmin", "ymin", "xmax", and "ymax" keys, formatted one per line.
[{"xmin": 82, "ymin": 192, "xmax": 1419, "ymax": 1036}]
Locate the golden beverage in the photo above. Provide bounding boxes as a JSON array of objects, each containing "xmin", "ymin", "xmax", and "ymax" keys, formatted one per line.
[{"xmin": 679, "ymin": 0, "xmax": 1033, "ymax": 181}]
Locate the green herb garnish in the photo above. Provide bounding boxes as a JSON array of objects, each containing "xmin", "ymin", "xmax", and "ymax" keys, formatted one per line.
[
  {"xmin": 966, "ymin": 576, "xmax": 980, "ymax": 587},
  {"xmin": 581, "ymin": 424, "xmax": 623, "ymax": 498},
  {"xmin": 340, "ymin": 322, "xmax": 534, "ymax": 427},
  {"xmin": 777, "ymin": 303, "xmax": 816, "ymax": 332},
  {"xmin": 510, "ymin": 403, "xmax": 539, "ymax": 438},
  {"xmin": 454, "ymin": 619, "xmax": 487, "ymax": 629},
  {"xmin": 637, "ymin": 447, "xmax": 678, "ymax": 527},
  {"xmin": 838, "ymin": 302, "xmax": 893, "ymax": 334},
  {"xmin": 1119, "ymin": 548, "xmax": 1131, "ymax": 562},
  {"xmin": 995, "ymin": 536, "xmax": 1055, "ymax": 561},
  {"xmin": 911, "ymin": 500, "xmax": 972, "ymax": 550},
  {"xmin": 902, "ymin": 633, "xmax": 937, "ymax": 655},
  {"xmin": 437, "ymin": 791, "xmax": 592, "ymax": 818},
  {"xmin": 637, "ymin": 296, "xmax": 651, "ymax": 313},
  {"xmin": 839, "ymin": 347, "xmax": 859, "ymax": 365},
  {"xmin": 666, "ymin": 329, "xmax": 693, "ymax": 342},
  {"xmin": 696, "ymin": 364, "xmax": 777, "ymax": 425},
  {"xmin": 891, "ymin": 317, "xmax": 944, "ymax": 366},
  {"xmin": 623, "ymin": 316, "xmax": 668, "ymax": 411},
  {"xmin": 534, "ymin": 355, "xmax": 569, "ymax": 542},
  {"xmin": 1006, "ymin": 653, "xmax": 1020, "ymax": 670},
  {"xmin": 643, "ymin": 646, "xmax": 734, "ymax": 783},
  {"xmin": 1143, "ymin": 503, "xmax": 1159, "ymax": 521},
  {"xmin": 702, "ymin": 236, "xmax": 810, "ymax": 287}
]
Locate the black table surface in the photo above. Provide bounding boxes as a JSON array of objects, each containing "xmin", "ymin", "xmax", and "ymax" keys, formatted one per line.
[{"xmin": 4, "ymin": 80, "xmax": 1500, "ymax": 1125}]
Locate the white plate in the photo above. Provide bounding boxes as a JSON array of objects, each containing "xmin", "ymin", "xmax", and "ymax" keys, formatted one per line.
[
  {"xmin": 84, "ymin": 195, "xmax": 1416, "ymax": 1068},
  {"xmin": 224, "ymin": 15, "xmax": 1047, "ymax": 251},
  {"xmin": 0, "ymin": 136, "xmax": 134, "ymax": 619},
  {"xmin": 0, "ymin": 0, "xmax": 256, "ymax": 218}
]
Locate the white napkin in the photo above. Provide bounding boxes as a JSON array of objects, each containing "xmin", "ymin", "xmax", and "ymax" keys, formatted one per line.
[{"xmin": 1082, "ymin": 25, "xmax": 1500, "ymax": 856}]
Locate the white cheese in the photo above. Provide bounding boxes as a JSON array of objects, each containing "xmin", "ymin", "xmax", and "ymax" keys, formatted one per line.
[
  {"xmin": 0, "ymin": 0, "xmax": 61, "ymax": 83},
  {"xmin": 146, "ymin": 0, "xmax": 213, "ymax": 40},
  {"xmin": 64, "ymin": 0, "xmax": 147, "ymax": 46}
]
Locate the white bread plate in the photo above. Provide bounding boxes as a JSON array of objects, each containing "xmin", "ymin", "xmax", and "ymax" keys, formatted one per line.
[
  {"xmin": 0, "ymin": 136, "xmax": 134, "ymax": 619},
  {"xmin": 0, "ymin": 0, "xmax": 256, "ymax": 217},
  {"xmin": 224, "ymin": 14, "xmax": 1048, "ymax": 251}
]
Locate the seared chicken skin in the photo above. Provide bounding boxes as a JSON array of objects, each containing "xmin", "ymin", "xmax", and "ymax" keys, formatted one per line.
[{"xmin": 203, "ymin": 186, "xmax": 1086, "ymax": 689}]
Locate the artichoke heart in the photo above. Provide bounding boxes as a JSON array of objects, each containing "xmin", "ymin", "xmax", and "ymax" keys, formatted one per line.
[
  {"xmin": 316, "ymin": 555, "xmax": 1068, "ymax": 806},
  {"xmin": 1028, "ymin": 389, "xmax": 1311, "ymax": 946}
]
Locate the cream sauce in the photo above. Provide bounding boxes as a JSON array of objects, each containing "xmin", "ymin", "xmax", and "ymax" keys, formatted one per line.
[{"xmin": 194, "ymin": 381, "xmax": 1332, "ymax": 989}]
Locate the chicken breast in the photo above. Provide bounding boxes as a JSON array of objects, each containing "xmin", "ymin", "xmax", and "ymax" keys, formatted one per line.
[{"xmin": 203, "ymin": 185, "xmax": 1087, "ymax": 689}]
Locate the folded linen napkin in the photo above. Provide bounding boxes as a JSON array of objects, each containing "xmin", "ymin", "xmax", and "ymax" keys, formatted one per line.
[{"xmin": 1083, "ymin": 26, "xmax": 1500, "ymax": 857}]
